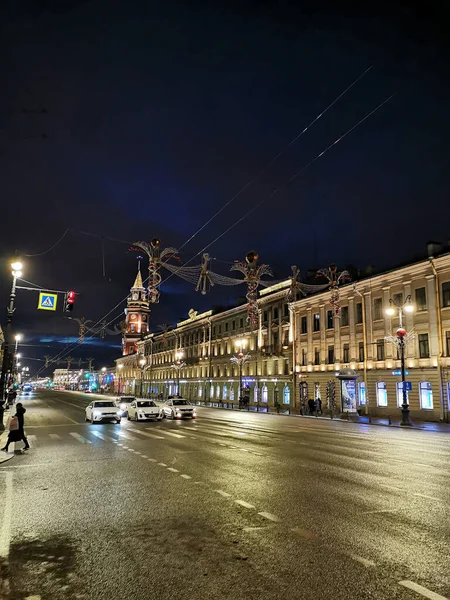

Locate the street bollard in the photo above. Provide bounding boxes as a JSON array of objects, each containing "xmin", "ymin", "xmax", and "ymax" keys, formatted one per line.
[{"xmin": 388, "ymin": 415, "xmax": 392, "ymax": 425}]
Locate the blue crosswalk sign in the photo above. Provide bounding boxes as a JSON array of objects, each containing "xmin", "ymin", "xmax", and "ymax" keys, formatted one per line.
[{"xmin": 38, "ymin": 292, "xmax": 58, "ymax": 311}]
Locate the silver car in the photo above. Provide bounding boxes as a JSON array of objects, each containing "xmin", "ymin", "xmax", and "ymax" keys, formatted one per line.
[
  {"xmin": 127, "ymin": 400, "xmax": 163, "ymax": 422},
  {"xmin": 163, "ymin": 399, "xmax": 197, "ymax": 420}
]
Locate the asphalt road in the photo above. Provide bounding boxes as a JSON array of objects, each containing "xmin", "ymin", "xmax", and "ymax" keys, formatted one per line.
[{"xmin": 1, "ymin": 390, "xmax": 450, "ymax": 600}]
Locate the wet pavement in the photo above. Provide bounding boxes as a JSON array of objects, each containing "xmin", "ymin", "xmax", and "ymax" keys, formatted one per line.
[{"xmin": 1, "ymin": 390, "xmax": 449, "ymax": 599}]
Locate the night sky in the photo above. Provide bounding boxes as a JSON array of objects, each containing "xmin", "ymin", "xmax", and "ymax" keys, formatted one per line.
[{"xmin": 1, "ymin": 0, "xmax": 450, "ymax": 374}]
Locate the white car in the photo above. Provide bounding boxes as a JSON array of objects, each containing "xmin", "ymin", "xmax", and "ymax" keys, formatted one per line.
[
  {"xmin": 163, "ymin": 399, "xmax": 196, "ymax": 420},
  {"xmin": 127, "ymin": 400, "xmax": 163, "ymax": 422},
  {"xmin": 85, "ymin": 401, "xmax": 122, "ymax": 424},
  {"xmin": 116, "ymin": 395, "xmax": 136, "ymax": 417}
]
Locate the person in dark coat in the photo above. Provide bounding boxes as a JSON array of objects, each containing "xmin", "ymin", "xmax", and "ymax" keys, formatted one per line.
[
  {"xmin": 308, "ymin": 398, "xmax": 315, "ymax": 415},
  {"xmin": 1, "ymin": 403, "xmax": 29, "ymax": 451}
]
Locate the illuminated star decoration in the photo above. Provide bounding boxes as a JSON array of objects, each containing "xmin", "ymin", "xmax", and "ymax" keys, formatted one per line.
[
  {"xmin": 231, "ymin": 251, "xmax": 273, "ymax": 328},
  {"xmin": 316, "ymin": 264, "xmax": 351, "ymax": 315}
]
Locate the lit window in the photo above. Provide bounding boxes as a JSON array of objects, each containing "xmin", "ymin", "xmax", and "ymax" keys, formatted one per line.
[
  {"xmin": 254, "ymin": 386, "xmax": 258, "ymax": 403},
  {"xmin": 313, "ymin": 313, "xmax": 320, "ymax": 332},
  {"xmin": 283, "ymin": 386, "xmax": 290, "ymax": 404},
  {"xmin": 210, "ymin": 385, "xmax": 214, "ymax": 399},
  {"xmin": 261, "ymin": 385, "xmax": 268, "ymax": 403},
  {"xmin": 396, "ymin": 381, "xmax": 409, "ymax": 407},
  {"xmin": 216, "ymin": 386, "xmax": 221, "ymax": 399},
  {"xmin": 223, "ymin": 385, "xmax": 227, "ymax": 400},
  {"xmin": 230, "ymin": 388, "xmax": 235, "ymax": 401},
  {"xmin": 359, "ymin": 382, "xmax": 366, "ymax": 405},
  {"xmin": 198, "ymin": 386, "xmax": 202, "ymax": 398},
  {"xmin": 419, "ymin": 382, "xmax": 433, "ymax": 409},
  {"xmin": 376, "ymin": 381, "xmax": 388, "ymax": 407}
]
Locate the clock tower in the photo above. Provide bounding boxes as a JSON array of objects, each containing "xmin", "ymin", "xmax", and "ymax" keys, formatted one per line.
[{"xmin": 123, "ymin": 265, "xmax": 150, "ymax": 356}]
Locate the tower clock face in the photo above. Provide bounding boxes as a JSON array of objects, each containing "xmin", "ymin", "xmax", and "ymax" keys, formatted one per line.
[{"xmin": 129, "ymin": 313, "xmax": 137, "ymax": 321}]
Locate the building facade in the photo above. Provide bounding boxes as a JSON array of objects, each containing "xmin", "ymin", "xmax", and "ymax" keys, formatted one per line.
[{"xmin": 291, "ymin": 254, "xmax": 450, "ymax": 422}]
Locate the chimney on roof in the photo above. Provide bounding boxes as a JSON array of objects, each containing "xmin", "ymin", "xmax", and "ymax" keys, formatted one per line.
[{"xmin": 427, "ymin": 240, "xmax": 443, "ymax": 257}]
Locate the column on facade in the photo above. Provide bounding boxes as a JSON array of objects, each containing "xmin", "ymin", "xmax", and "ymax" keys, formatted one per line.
[{"xmin": 348, "ymin": 296, "xmax": 356, "ymax": 361}]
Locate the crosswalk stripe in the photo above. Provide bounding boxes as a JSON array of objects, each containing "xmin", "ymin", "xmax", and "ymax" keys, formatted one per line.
[
  {"xmin": 27, "ymin": 435, "xmax": 37, "ymax": 442},
  {"xmin": 116, "ymin": 431, "xmax": 140, "ymax": 441},
  {"xmin": 69, "ymin": 433, "xmax": 92, "ymax": 444},
  {"xmin": 49, "ymin": 434, "xmax": 61, "ymax": 440},
  {"xmin": 153, "ymin": 429, "xmax": 185, "ymax": 439},
  {"xmin": 90, "ymin": 431, "xmax": 108, "ymax": 441},
  {"xmin": 127, "ymin": 428, "xmax": 165, "ymax": 440}
]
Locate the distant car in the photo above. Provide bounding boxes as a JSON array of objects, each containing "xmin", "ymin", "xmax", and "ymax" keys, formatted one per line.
[
  {"xmin": 163, "ymin": 399, "xmax": 196, "ymax": 420},
  {"xmin": 22, "ymin": 384, "xmax": 32, "ymax": 395},
  {"xmin": 85, "ymin": 401, "xmax": 122, "ymax": 424},
  {"xmin": 127, "ymin": 400, "xmax": 163, "ymax": 422},
  {"xmin": 116, "ymin": 396, "xmax": 136, "ymax": 416}
]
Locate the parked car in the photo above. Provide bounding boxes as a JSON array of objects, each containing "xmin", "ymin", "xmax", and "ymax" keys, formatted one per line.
[
  {"xmin": 85, "ymin": 401, "xmax": 122, "ymax": 424},
  {"xmin": 163, "ymin": 399, "xmax": 196, "ymax": 420},
  {"xmin": 116, "ymin": 395, "xmax": 136, "ymax": 416},
  {"xmin": 127, "ymin": 400, "xmax": 163, "ymax": 422}
]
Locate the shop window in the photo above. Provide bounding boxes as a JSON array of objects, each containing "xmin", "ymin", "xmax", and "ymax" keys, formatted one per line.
[
  {"xmin": 341, "ymin": 306, "xmax": 349, "ymax": 326},
  {"xmin": 210, "ymin": 385, "xmax": 214, "ymax": 399},
  {"xmin": 373, "ymin": 298, "xmax": 382, "ymax": 320},
  {"xmin": 301, "ymin": 316, "xmax": 307, "ymax": 334},
  {"xmin": 253, "ymin": 386, "xmax": 258, "ymax": 403},
  {"xmin": 359, "ymin": 382, "xmax": 366, "ymax": 406},
  {"xmin": 396, "ymin": 381, "xmax": 409, "ymax": 407},
  {"xmin": 343, "ymin": 344, "xmax": 350, "ymax": 363},
  {"xmin": 419, "ymin": 381, "xmax": 433, "ymax": 409},
  {"xmin": 358, "ymin": 342, "xmax": 365, "ymax": 362},
  {"xmin": 223, "ymin": 385, "xmax": 227, "ymax": 400},
  {"xmin": 313, "ymin": 313, "xmax": 320, "ymax": 332},
  {"xmin": 415, "ymin": 287, "xmax": 427, "ymax": 311},
  {"xmin": 418, "ymin": 333, "xmax": 430, "ymax": 358},
  {"xmin": 230, "ymin": 388, "xmax": 235, "ymax": 401},
  {"xmin": 376, "ymin": 339, "xmax": 385, "ymax": 361},
  {"xmin": 261, "ymin": 385, "xmax": 268, "ymax": 403},
  {"xmin": 356, "ymin": 302, "xmax": 363, "ymax": 324},
  {"xmin": 216, "ymin": 386, "xmax": 221, "ymax": 399},
  {"xmin": 327, "ymin": 310, "xmax": 333, "ymax": 329},
  {"xmin": 283, "ymin": 386, "xmax": 290, "ymax": 404},
  {"xmin": 376, "ymin": 382, "xmax": 388, "ymax": 407},
  {"xmin": 198, "ymin": 386, "xmax": 203, "ymax": 398}
]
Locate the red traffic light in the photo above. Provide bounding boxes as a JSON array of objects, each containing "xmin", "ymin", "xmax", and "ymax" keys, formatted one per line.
[{"xmin": 67, "ymin": 291, "xmax": 76, "ymax": 304}]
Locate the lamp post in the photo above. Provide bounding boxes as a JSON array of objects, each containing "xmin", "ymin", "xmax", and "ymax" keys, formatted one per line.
[
  {"xmin": 139, "ymin": 357, "xmax": 146, "ymax": 398},
  {"xmin": 117, "ymin": 363, "xmax": 124, "ymax": 396},
  {"xmin": 231, "ymin": 338, "xmax": 250, "ymax": 408},
  {"xmin": 0, "ymin": 261, "xmax": 23, "ymax": 400},
  {"xmin": 385, "ymin": 295, "xmax": 415, "ymax": 427},
  {"xmin": 171, "ymin": 351, "xmax": 185, "ymax": 397}
]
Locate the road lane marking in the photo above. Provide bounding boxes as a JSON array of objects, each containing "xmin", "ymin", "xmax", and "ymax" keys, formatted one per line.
[
  {"xmin": 363, "ymin": 509, "xmax": 398, "ymax": 514},
  {"xmin": 243, "ymin": 526, "xmax": 267, "ymax": 532},
  {"xmin": 154, "ymin": 429, "xmax": 186, "ymax": 439},
  {"xmin": 0, "ymin": 471, "xmax": 13, "ymax": 558},
  {"xmin": 134, "ymin": 451, "xmax": 142, "ymax": 455},
  {"xmin": 214, "ymin": 490, "xmax": 231, "ymax": 497},
  {"xmin": 49, "ymin": 434, "xmax": 61, "ymax": 440},
  {"xmin": 127, "ymin": 449, "xmax": 135, "ymax": 452},
  {"xmin": 349, "ymin": 554, "xmax": 376, "ymax": 568},
  {"xmin": 180, "ymin": 474, "xmax": 191, "ymax": 479},
  {"xmin": 148, "ymin": 458, "xmax": 157, "ymax": 462},
  {"xmin": 398, "ymin": 581, "xmax": 448, "ymax": 600},
  {"xmin": 157, "ymin": 463, "xmax": 167, "ymax": 467},
  {"xmin": 69, "ymin": 433, "xmax": 92, "ymax": 444},
  {"xmin": 167, "ymin": 467, "xmax": 179, "ymax": 472},
  {"xmin": 127, "ymin": 429, "xmax": 165, "ymax": 440},
  {"xmin": 258, "ymin": 512, "xmax": 281, "ymax": 522},
  {"xmin": 142, "ymin": 455, "xmax": 149, "ymax": 458},
  {"xmin": 413, "ymin": 493, "xmax": 442, "ymax": 502},
  {"xmin": 24, "ymin": 596, "xmax": 41, "ymax": 599},
  {"xmin": 291, "ymin": 527, "xmax": 317, "ymax": 540},
  {"xmin": 116, "ymin": 431, "xmax": 140, "ymax": 441},
  {"xmin": 90, "ymin": 431, "xmax": 107, "ymax": 441},
  {"xmin": 235, "ymin": 500, "xmax": 255, "ymax": 509}
]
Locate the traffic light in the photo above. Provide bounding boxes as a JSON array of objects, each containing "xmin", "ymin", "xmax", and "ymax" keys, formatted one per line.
[{"xmin": 65, "ymin": 291, "xmax": 76, "ymax": 312}]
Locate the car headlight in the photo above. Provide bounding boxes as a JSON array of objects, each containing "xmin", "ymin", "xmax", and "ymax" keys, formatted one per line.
[
  {"xmin": 93, "ymin": 410, "xmax": 101, "ymax": 417},
  {"xmin": 176, "ymin": 412, "xmax": 181, "ymax": 416},
  {"xmin": 120, "ymin": 403, "xmax": 127, "ymax": 410},
  {"xmin": 116, "ymin": 411, "xmax": 122, "ymax": 417}
]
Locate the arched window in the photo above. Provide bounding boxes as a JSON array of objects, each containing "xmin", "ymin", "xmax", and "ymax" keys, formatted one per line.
[
  {"xmin": 223, "ymin": 385, "xmax": 228, "ymax": 400},
  {"xmin": 262, "ymin": 385, "xmax": 268, "ymax": 403},
  {"xmin": 198, "ymin": 385, "xmax": 203, "ymax": 398},
  {"xmin": 283, "ymin": 386, "xmax": 290, "ymax": 404},
  {"xmin": 230, "ymin": 387, "xmax": 235, "ymax": 401},
  {"xmin": 210, "ymin": 385, "xmax": 214, "ymax": 399},
  {"xmin": 216, "ymin": 385, "xmax": 221, "ymax": 399},
  {"xmin": 254, "ymin": 386, "xmax": 259, "ymax": 403}
]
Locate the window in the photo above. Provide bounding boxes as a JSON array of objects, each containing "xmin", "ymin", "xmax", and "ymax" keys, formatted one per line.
[
  {"xmin": 313, "ymin": 313, "xmax": 320, "ymax": 332},
  {"xmin": 273, "ymin": 308, "xmax": 279, "ymax": 320},
  {"xmin": 327, "ymin": 310, "xmax": 333, "ymax": 329},
  {"xmin": 198, "ymin": 385, "xmax": 203, "ymax": 398},
  {"xmin": 418, "ymin": 333, "xmax": 430, "ymax": 358},
  {"xmin": 210, "ymin": 385, "xmax": 214, "ymax": 399},
  {"xmin": 376, "ymin": 381, "xmax": 388, "ymax": 407},
  {"xmin": 284, "ymin": 304, "xmax": 289, "ymax": 317},
  {"xmin": 301, "ymin": 316, "xmax": 307, "ymax": 334},
  {"xmin": 373, "ymin": 298, "xmax": 382, "ymax": 320},
  {"xmin": 393, "ymin": 292, "xmax": 403, "ymax": 307},
  {"xmin": 225, "ymin": 322, "xmax": 228, "ymax": 332},
  {"xmin": 341, "ymin": 306, "xmax": 349, "ymax": 326},
  {"xmin": 356, "ymin": 302, "xmax": 363, "ymax": 324},
  {"xmin": 230, "ymin": 388, "xmax": 235, "ymax": 401},
  {"xmin": 216, "ymin": 386, "xmax": 221, "ymax": 399},
  {"xmin": 261, "ymin": 385, "xmax": 268, "ymax": 403},
  {"xmin": 442, "ymin": 282, "xmax": 450, "ymax": 308},
  {"xmin": 358, "ymin": 342, "xmax": 365, "ymax": 362},
  {"xmin": 239, "ymin": 318, "xmax": 244, "ymax": 328},
  {"xmin": 419, "ymin": 381, "xmax": 433, "ymax": 409},
  {"xmin": 343, "ymin": 344, "xmax": 350, "ymax": 363},
  {"xmin": 328, "ymin": 345, "xmax": 334, "ymax": 364},
  {"xmin": 263, "ymin": 311, "xmax": 268, "ymax": 322},
  {"xmin": 415, "ymin": 287, "xmax": 427, "ymax": 311},
  {"xmin": 222, "ymin": 385, "xmax": 227, "ymax": 400},
  {"xmin": 396, "ymin": 381, "xmax": 409, "ymax": 407},
  {"xmin": 376, "ymin": 339, "xmax": 385, "ymax": 361},
  {"xmin": 314, "ymin": 348, "xmax": 320, "ymax": 365},
  {"xmin": 218, "ymin": 325, "xmax": 222, "ymax": 334},
  {"xmin": 359, "ymin": 382, "xmax": 366, "ymax": 406},
  {"xmin": 283, "ymin": 386, "xmax": 290, "ymax": 404},
  {"xmin": 446, "ymin": 331, "xmax": 450, "ymax": 356},
  {"xmin": 301, "ymin": 349, "xmax": 307, "ymax": 366},
  {"xmin": 232, "ymin": 320, "xmax": 235, "ymax": 330}
]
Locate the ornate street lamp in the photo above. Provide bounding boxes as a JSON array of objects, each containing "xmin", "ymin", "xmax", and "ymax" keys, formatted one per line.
[
  {"xmin": 139, "ymin": 357, "xmax": 146, "ymax": 398},
  {"xmin": 0, "ymin": 261, "xmax": 24, "ymax": 399},
  {"xmin": 230, "ymin": 339, "xmax": 251, "ymax": 407},
  {"xmin": 385, "ymin": 295, "xmax": 415, "ymax": 426},
  {"xmin": 171, "ymin": 351, "xmax": 186, "ymax": 397}
]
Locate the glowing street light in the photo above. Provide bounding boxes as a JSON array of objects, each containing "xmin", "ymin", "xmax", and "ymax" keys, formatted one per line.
[
  {"xmin": 0, "ymin": 260, "xmax": 24, "ymax": 398},
  {"xmin": 171, "ymin": 351, "xmax": 186, "ymax": 396}
]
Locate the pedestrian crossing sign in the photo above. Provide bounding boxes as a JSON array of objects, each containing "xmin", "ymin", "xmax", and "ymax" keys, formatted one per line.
[{"xmin": 38, "ymin": 292, "xmax": 58, "ymax": 311}]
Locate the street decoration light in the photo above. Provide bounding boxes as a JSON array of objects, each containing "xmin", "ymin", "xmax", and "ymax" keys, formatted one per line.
[
  {"xmin": 171, "ymin": 351, "xmax": 186, "ymax": 397},
  {"xmin": 385, "ymin": 295, "xmax": 415, "ymax": 426}
]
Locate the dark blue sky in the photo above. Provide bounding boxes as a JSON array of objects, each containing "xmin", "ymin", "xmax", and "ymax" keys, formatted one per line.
[{"xmin": 1, "ymin": 0, "xmax": 450, "ymax": 372}]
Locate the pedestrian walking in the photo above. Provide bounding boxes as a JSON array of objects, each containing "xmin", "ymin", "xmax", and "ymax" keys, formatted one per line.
[
  {"xmin": 316, "ymin": 398, "xmax": 323, "ymax": 415},
  {"xmin": 308, "ymin": 398, "xmax": 315, "ymax": 415},
  {"xmin": 1, "ymin": 403, "xmax": 29, "ymax": 452}
]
